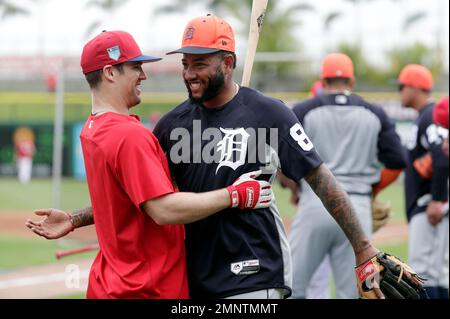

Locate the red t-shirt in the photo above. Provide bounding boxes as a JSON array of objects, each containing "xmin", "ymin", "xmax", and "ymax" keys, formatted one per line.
[{"xmin": 80, "ymin": 112, "xmax": 189, "ymax": 299}]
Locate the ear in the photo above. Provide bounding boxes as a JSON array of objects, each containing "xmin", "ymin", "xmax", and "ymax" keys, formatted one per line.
[
  {"xmin": 348, "ymin": 78, "xmax": 355, "ymax": 90},
  {"xmin": 102, "ymin": 65, "xmax": 115, "ymax": 82},
  {"xmin": 222, "ymin": 54, "xmax": 235, "ymax": 71}
]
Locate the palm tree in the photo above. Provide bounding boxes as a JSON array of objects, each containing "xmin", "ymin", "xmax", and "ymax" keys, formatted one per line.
[
  {"xmin": 156, "ymin": 0, "xmax": 315, "ymax": 90},
  {"xmin": 157, "ymin": 0, "xmax": 313, "ymax": 52},
  {"xmin": 388, "ymin": 43, "xmax": 443, "ymax": 82},
  {"xmin": 84, "ymin": 0, "xmax": 129, "ymax": 38},
  {"xmin": 0, "ymin": 0, "xmax": 30, "ymax": 20},
  {"xmin": 402, "ymin": 12, "xmax": 427, "ymax": 32},
  {"xmin": 323, "ymin": 12, "xmax": 343, "ymax": 32},
  {"xmin": 0, "ymin": 0, "xmax": 51, "ymax": 55}
]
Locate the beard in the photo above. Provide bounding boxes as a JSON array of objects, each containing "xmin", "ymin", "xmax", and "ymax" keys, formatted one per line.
[{"xmin": 185, "ymin": 67, "xmax": 225, "ymax": 104}]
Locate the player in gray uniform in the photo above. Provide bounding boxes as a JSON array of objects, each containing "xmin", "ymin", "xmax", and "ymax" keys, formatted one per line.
[{"xmin": 290, "ymin": 53, "xmax": 406, "ymax": 298}]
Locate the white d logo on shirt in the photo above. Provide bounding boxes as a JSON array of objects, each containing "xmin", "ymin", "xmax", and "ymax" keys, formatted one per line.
[{"xmin": 216, "ymin": 128, "xmax": 250, "ymax": 174}]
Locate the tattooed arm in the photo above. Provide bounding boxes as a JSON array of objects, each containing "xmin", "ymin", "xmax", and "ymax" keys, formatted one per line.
[
  {"xmin": 70, "ymin": 206, "xmax": 94, "ymax": 228},
  {"xmin": 304, "ymin": 164, "xmax": 378, "ymax": 265},
  {"xmin": 26, "ymin": 206, "xmax": 94, "ymax": 240}
]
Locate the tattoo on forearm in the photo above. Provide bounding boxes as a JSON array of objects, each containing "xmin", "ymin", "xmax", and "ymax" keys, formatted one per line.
[
  {"xmin": 70, "ymin": 206, "xmax": 94, "ymax": 228},
  {"xmin": 305, "ymin": 164, "xmax": 370, "ymax": 254}
]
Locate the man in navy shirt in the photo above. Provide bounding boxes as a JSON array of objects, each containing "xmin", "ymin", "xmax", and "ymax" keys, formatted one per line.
[
  {"xmin": 155, "ymin": 15, "xmax": 382, "ymax": 299},
  {"xmin": 398, "ymin": 65, "xmax": 449, "ymax": 299}
]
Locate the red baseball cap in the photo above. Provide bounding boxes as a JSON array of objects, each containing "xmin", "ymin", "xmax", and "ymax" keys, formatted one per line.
[
  {"xmin": 433, "ymin": 96, "xmax": 449, "ymax": 129},
  {"xmin": 398, "ymin": 64, "xmax": 433, "ymax": 91},
  {"xmin": 321, "ymin": 53, "xmax": 354, "ymax": 80},
  {"xmin": 81, "ymin": 30, "xmax": 161, "ymax": 74},
  {"xmin": 310, "ymin": 81, "xmax": 324, "ymax": 97},
  {"xmin": 167, "ymin": 15, "xmax": 235, "ymax": 55}
]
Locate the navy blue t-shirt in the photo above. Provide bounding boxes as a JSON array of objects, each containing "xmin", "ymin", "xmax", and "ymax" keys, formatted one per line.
[{"xmin": 154, "ymin": 86, "xmax": 322, "ymax": 298}]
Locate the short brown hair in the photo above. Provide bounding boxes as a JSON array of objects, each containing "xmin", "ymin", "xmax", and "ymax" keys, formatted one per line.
[
  {"xmin": 324, "ymin": 77, "xmax": 351, "ymax": 86},
  {"xmin": 84, "ymin": 63, "xmax": 125, "ymax": 89}
]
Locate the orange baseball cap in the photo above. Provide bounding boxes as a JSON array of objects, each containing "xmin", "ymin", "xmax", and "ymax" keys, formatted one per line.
[
  {"xmin": 167, "ymin": 14, "xmax": 235, "ymax": 55},
  {"xmin": 321, "ymin": 53, "xmax": 354, "ymax": 80},
  {"xmin": 433, "ymin": 96, "xmax": 449, "ymax": 129},
  {"xmin": 398, "ymin": 64, "xmax": 433, "ymax": 91}
]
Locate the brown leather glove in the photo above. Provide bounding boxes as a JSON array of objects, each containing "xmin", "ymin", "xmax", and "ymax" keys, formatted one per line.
[
  {"xmin": 371, "ymin": 200, "xmax": 391, "ymax": 233},
  {"xmin": 355, "ymin": 252, "xmax": 427, "ymax": 299}
]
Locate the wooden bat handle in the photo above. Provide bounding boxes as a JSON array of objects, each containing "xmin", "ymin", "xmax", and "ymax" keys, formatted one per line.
[
  {"xmin": 55, "ymin": 244, "xmax": 99, "ymax": 259},
  {"xmin": 241, "ymin": 0, "xmax": 269, "ymax": 87}
]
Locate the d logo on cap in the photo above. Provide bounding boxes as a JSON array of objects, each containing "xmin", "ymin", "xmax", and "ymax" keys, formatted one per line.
[
  {"xmin": 185, "ymin": 27, "xmax": 195, "ymax": 40},
  {"xmin": 167, "ymin": 15, "xmax": 235, "ymax": 55}
]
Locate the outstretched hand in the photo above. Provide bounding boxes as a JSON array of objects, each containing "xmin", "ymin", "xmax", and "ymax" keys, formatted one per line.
[{"xmin": 25, "ymin": 208, "xmax": 74, "ymax": 239}]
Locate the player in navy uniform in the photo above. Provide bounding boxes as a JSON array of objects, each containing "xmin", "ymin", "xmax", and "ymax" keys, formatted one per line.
[
  {"xmin": 398, "ymin": 65, "xmax": 449, "ymax": 299},
  {"xmin": 155, "ymin": 15, "xmax": 383, "ymax": 299},
  {"xmin": 289, "ymin": 53, "xmax": 406, "ymax": 298}
]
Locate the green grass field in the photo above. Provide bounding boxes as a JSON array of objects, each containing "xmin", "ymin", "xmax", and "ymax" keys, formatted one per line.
[
  {"xmin": 0, "ymin": 177, "xmax": 90, "ymax": 212},
  {"xmin": 0, "ymin": 235, "xmax": 97, "ymax": 269},
  {"xmin": 376, "ymin": 181, "xmax": 407, "ymax": 224}
]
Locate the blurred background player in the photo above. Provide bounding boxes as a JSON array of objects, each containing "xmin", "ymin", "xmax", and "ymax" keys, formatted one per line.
[
  {"xmin": 309, "ymin": 80, "xmax": 324, "ymax": 98},
  {"xmin": 277, "ymin": 80, "xmax": 324, "ymax": 207},
  {"xmin": 398, "ymin": 64, "xmax": 449, "ymax": 299},
  {"xmin": 13, "ymin": 126, "xmax": 36, "ymax": 184},
  {"xmin": 276, "ymin": 79, "xmax": 330, "ymax": 298},
  {"xmin": 280, "ymin": 79, "xmax": 332, "ymax": 299},
  {"xmin": 289, "ymin": 53, "xmax": 406, "ymax": 298},
  {"xmin": 433, "ymin": 96, "xmax": 449, "ymax": 157},
  {"xmin": 432, "ymin": 96, "xmax": 449, "ymax": 297},
  {"xmin": 45, "ymin": 73, "xmax": 57, "ymax": 93}
]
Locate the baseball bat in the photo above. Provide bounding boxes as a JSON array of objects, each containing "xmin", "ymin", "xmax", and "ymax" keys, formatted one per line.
[
  {"xmin": 241, "ymin": 0, "xmax": 269, "ymax": 87},
  {"xmin": 55, "ymin": 244, "xmax": 99, "ymax": 259}
]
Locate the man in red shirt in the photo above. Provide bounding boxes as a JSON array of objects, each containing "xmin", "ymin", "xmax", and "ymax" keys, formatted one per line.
[{"xmin": 26, "ymin": 30, "xmax": 273, "ymax": 299}]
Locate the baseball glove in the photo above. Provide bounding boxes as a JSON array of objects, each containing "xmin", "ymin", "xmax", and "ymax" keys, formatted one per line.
[
  {"xmin": 355, "ymin": 252, "xmax": 427, "ymax": 299},
  {"xmin": 372, "ymin": 200, "xmax": 391, "ymax": 233}
]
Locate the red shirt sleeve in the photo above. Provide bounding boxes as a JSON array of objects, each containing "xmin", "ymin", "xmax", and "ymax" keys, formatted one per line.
[{"xmin": 114, "ymin": 125, "xmax": 175, "ymax": 208}]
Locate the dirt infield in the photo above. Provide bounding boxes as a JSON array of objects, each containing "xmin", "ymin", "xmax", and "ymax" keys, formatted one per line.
[{"xmin": 0, "ymin": 258, "xmax": 92, "ymax": 298}]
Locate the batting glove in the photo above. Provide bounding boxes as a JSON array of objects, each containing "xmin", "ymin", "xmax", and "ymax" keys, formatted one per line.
[{"xmin": 226, "ymin": 170, "xmax": 273, "ymax": 209}]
